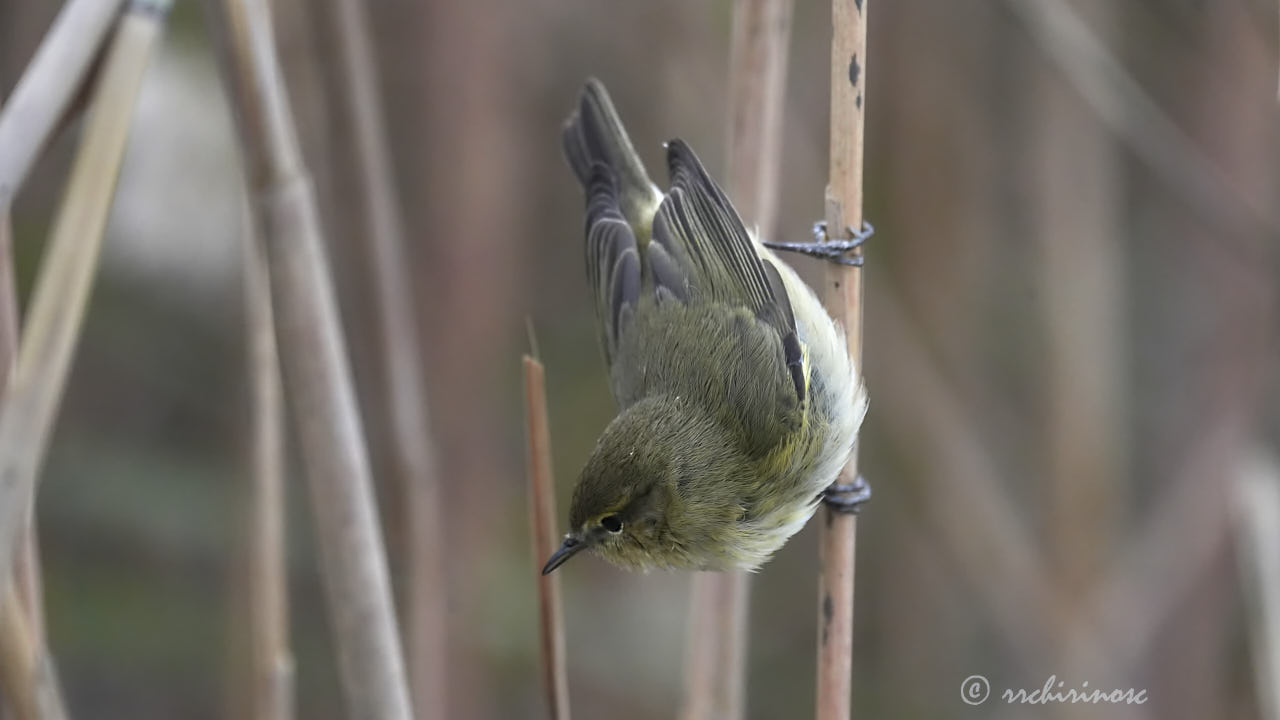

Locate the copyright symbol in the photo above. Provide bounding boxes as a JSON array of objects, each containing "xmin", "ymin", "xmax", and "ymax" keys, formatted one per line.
[{"xmin": 960, "ymin": 675, "xmax": 990, "ymax": 705}]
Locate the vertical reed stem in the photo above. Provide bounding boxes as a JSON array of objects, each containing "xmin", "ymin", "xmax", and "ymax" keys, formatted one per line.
[
  {"xmin": 206, "ymin": 0, "xmax": 413, "ymax": 716},
  {"xmin": 0, "ymin": 582, "xmax": 65, "ymax": 720},
  {"xmin": 681, "ymin": 2, "xmax": 793, "ymax": 719},
  {"xmin": 815, "ymin": 1, "xmax": 869, "ymax": 718},
  {"xmin": 0, "ymin": 584, "xmax": 39, "ymax": 720},
  {"xmin": 523, "ymin": 355, "xmax": 571, "ymax": 720},
  {"xmin": 0, "ymin": 141, "xmax": 52, "ymax": 720},
  {"xmin": 319, "ymin": 0, "xmax": 447, "ymax": 713},
  {"xmin": 243, "ymin": 215, "xmax": 294, "ymax": 720},
  {"xmin": 0, "ymin": 198, "xmax": 40, "ymax": 636}
]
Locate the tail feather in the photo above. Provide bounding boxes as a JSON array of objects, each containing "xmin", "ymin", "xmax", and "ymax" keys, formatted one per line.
[{"xmin": 562, "ymin": 78, "xmax": 657, "ymax": 230}]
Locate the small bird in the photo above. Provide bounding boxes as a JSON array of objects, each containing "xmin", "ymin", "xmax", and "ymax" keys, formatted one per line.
[{"xmin": 542, "ymin": 79, "xmax": 867, "ymax": 574}]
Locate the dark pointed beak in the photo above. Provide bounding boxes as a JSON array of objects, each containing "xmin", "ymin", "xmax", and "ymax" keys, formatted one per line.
[{"xmin": 542, "ymin": 535, "xmax": 585, "ymax": 575}]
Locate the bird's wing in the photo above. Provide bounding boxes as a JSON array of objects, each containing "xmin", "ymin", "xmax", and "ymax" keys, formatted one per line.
[
  {"xmin": 582, "ymin": 163, "xmax": 641, "ymax": 368},
  {"xmin": 649, "ymin": 140, "xmax": 806, "ymax": 403},
  {"xmin": 563, "ymin": 79, "xmax": 661, "ymax": 239}
]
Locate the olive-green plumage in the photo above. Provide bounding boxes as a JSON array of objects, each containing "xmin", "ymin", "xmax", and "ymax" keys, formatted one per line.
[{"xmin": 543, "ymin": 79, "xmax": 866, "ymax": 574}]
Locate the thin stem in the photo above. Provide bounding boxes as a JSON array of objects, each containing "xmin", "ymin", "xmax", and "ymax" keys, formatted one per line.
[
  {"xmin": 523, "ymin": 355, "xmax": 571, "ymax": 720},
  {"xmin": 0, "ymin": 0, "xmax": 126, "ymax": 672},
  {"xmin": 243, "ymin": 213, "xmax": 294, "ymax": 720},
  {"xmin": 0, "ymin": 2, "xmax": 165, "ymax": 684},
  {"xmin": 0, "ymin": 133, "xmax": 50, "ymax": 720},
  {"xmin": 0, "ymin": 0, "xmax": 125, "ymax": 205},
  {"xmin": 10, "ymin": 526, "xmax": 42, "ymax": 653},
  {"xmin": 205, "ymin": 0, "xmax": 413, "ymax": 717},
  {"xmin": 0, "ymin": 584, "xmax": 65, "ymax": 720},
  {"xmin": 815, "ymin": 1, "xmax": 868, "ymax": 719},
  {"xmin": 0, "ymin": 199, "xmax": 18, "ymax": 394},
  {"xmin": 0, "ymin": 584, "xmax": 38, "ymax": 720},
  {"xmin": 0, "ymin": 0, "xmax": 130, "ymax": 675},
  {"xmin": 681, "ymin": 2, "xmax": 793, "ymax": 719},
  {"xmin": 0, "ymin": 198, "xmax": 41, "ymax": 635},
  {"xmin": 319, "ymin": 0, "xmax": 447, "ymax": 712},
  {"xmin": 725, "ymin": 0, "xmax": 793, "ymax": 239}
]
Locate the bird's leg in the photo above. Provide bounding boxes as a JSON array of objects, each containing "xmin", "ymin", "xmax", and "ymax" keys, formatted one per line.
[
  {"xmin": 822, "ymin": 474, "xmax": 871, "ymax": 514},
  {"xmin": 763, "ymin": 220, "xmax": 873, "ymax": 267}
]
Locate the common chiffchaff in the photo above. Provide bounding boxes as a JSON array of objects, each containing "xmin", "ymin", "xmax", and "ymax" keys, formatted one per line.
[{"xmin": 543, "ymin": 79, "xmax": 866, "ymax": 574}]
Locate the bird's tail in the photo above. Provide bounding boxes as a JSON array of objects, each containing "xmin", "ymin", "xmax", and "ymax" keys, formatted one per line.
[{"xmin": 562, "ymin": 78, "xmax": 658, "ymax": 231}]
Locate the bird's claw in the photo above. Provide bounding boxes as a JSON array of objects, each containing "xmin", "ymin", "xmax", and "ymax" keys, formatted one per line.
[
  {"xmin": 812, "ymin": 220, "xmax": 874, "ymax": 249},
  {"xmin": 822, "ymin": 474, "xmax": 871, "ymax": 514},
  {"xmin": 764, "ymin": 220, "xmax": 873, "ymax": 266}
]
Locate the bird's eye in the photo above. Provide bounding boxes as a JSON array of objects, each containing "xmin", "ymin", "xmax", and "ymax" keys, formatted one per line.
[{"xmin": 600, "ymin": 514, "xmax": 623, "ymax": 533}]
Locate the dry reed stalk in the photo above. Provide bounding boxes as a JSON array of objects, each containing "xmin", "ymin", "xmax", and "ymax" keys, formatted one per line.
[
  {"xmin": 0, "ymin": 593, "xmax": 43, "ymax": 720},
  {"xmin": 0, "ymin": 0, "xmax": 125, "ymax": 204},
  {"xmin": 0, "ymin": 202, "xmax": 16, "ymax": 397},
  {"xmin": 680, "ymin": 1, "xmax": 792, "ymax": 719},
  {"xmin": 0, "ymin": 157, "xmax": 50, "ymax": 720},
  {"xmin": 523, "ymin": 355, "xmax": 570, "ymax": 720},
  {"xmin": 815, "ymin": 1, "xmax": 869, "ymax": 718},
  {"xmin": 724, "ymin": 0, "xmax": 793, "ymax": 238},
  {"xmin": 0, "ymin": 584, "xmax": 38, "ymax": 720},
  {"xmin": 0, "ymin": 13, "xmax": 165, "ymax": 719},
  {"xmin": 243, "ymin": 217, "xmax": 294, "ymax": 720},
  {"xmin": 0, "ymin": 583, "xmax": 66, "ymax": 720},
  {"xmin": 0, "ymin": 0, "xmax": 127, "ymax": 656},
  {"xmin": 9, "ymin": 526, "xmax": 42, "ymax": 652},
  {"xmin": 206, "ymin": 0, "xmax": 413, "ymax": 717},
  {"xmin": 0, "ymin": 199, "xmax": 41, "ymax": 639},
  {"xmin": 319, "ymin": 0, "xmax": 447, "ymax": 713},
  {"xmin": 680, "ymin": 577, "xmax": 739, "ymax": 720}
]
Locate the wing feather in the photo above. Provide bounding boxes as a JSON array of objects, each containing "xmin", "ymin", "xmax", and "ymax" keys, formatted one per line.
[
  {"xmin": 584, "ymin": 163, "xmax": 641, "ymax": 364},
  {"xmin": 650, "ymin": 140, "xmax": 805, "ymax": 401}
]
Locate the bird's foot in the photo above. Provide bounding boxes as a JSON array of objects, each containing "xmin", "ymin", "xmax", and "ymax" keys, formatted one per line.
[
  {"xmin": 823, "ymin": 474, "xmax": 871, "ymax": 514},
  {"xmin": 763, "ymin": 220, "xmax": 873, "ymax": 267}
]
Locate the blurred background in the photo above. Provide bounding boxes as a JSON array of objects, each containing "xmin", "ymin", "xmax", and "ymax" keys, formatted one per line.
[{"xmin": 1, "ymin": 0, "xmax": 1278, "ymax": 718}]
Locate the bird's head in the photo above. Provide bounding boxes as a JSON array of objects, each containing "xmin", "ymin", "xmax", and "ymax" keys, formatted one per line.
[
  {"xmin": 542, "ymin": 396, "xmax": 741, "ymax": 573},
  {"xmin": 542, "ymin": 410, "xmax": 679, "ymax": 573}
]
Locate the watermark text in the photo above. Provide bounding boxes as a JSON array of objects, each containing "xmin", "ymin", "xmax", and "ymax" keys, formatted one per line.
[{"xmin": 961, "ymin": 674, "xmax": 1148, "ymax": 706}]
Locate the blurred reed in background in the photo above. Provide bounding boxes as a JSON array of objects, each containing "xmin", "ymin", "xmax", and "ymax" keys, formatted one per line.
[{"xmin": 0, "ymin": 0, "xmax": 1276, "ymax": 718}]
